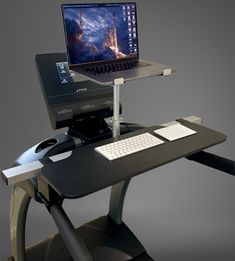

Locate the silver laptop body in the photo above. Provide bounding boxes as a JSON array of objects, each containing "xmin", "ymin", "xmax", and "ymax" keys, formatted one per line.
[{"xmin": 62, "ymin": 2, "xmax": 172, "ymax": 85}]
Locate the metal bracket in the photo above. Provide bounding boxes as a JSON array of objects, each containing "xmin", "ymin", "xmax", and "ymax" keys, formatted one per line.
[
  {"xmin": 1, "ymin": 151, "xmax": 72, "ymax": 186},
  {"xmin": 163, "ymin": 68, "xmax": 172, "ymax": 76},
  {"xmin": 182, "ymin": 115, "xmax": 202, "ymax": 125}
]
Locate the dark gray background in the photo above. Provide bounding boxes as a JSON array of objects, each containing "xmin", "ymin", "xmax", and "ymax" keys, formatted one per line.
[{"xmin": 1, "ymin": 0, "xmax": 235, "ymax": 260}]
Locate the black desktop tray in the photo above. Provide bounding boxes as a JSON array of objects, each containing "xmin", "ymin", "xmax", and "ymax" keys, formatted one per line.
[{"xmin": 40, "ymin": 120, "xmax": 226, "ymax": 199}]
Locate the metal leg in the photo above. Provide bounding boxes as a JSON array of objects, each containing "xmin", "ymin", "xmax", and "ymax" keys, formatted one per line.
[
  {"xmin": 113, "ymin": 83, "xmax": 121, "ymax": 137},
  {"xmin": 10, "ymin": 185, "xmax": 31, "ymax": 261},
  {"xmin": 49, "ymin": 204, "xmax": 93, "ymax": 261},
  {"xmin": 109, "ymin": 178, "xmax": 131, "ymax": 225}
]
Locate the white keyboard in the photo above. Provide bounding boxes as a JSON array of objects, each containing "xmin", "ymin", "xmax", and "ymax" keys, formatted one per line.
[{"xmin": 95, "ymin": 132, "xmax": 164, "ymax": 161}]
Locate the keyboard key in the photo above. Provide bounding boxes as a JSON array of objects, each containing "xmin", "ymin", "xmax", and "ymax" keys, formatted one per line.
[{"xmin": 86, "ymin": 61, "xmax": 151, "ymax": 75}]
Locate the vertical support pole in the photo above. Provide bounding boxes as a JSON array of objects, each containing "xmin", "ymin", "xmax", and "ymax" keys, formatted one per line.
[
  {"xmin": 109, "ymin": 78, "xmax": 131, "ymax": 225},
  {"xmin": 113, "ymin": 78, "xmax": 124, "ymax": 138}
]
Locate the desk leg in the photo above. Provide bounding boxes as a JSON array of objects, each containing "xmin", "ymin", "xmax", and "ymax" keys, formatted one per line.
[
  {"xmin": 10, "ymin": 185, "xmax": 31, "ymax": 261},
  {"xmin": 109, "ymin": 178, "xmax": 131, "ymax": 225}
]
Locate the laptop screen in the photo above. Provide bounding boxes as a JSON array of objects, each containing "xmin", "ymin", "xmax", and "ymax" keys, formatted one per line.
[{"xmin": 61, "ymin": 3, "xmax": 139, "ymax": 67}]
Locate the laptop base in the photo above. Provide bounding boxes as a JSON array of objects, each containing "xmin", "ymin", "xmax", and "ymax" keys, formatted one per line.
[
  {"xmin": 74, "ymin": 59, "xmax": 173, "ymax": 86},
  {"xmin": 8, "ymin": 215, "xmax": 154, "ymax": 261}
]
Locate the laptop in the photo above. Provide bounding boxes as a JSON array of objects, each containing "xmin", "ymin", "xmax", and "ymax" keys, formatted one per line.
[{"xmin": 61, "ymin": 2, "xmax": 172, "ymax": 85}]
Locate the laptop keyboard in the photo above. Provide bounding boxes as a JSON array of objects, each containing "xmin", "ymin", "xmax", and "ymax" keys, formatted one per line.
[{"xmin": 86, "ymin": 61, "xmax": 150, "ymax": 75}]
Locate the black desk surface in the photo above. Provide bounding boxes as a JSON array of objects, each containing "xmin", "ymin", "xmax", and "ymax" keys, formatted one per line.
[{"xmin": 40, "ymin": 120, "xmax": 226, "ymax": 199}]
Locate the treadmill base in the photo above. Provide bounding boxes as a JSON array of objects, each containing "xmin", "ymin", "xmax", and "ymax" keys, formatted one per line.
[{"xmin": 9, "ymin": 215, "xmax": 154, "ymax": 261}]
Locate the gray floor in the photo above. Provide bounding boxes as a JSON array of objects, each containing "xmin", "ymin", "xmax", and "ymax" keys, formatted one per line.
[{"xmin": 1, "ymin": 0, "xmax": 235, "ymax": 260}]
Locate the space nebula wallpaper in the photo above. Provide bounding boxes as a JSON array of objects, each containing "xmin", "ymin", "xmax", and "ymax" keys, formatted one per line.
[{"xmin": 62, "ymin": 4, "xmax": 138, "ymax": 65}]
